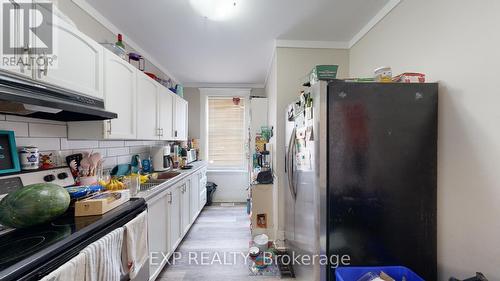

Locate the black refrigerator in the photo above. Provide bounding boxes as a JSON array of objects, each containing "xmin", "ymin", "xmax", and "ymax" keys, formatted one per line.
[{"xmin": 284, "ymin": 80, "xmax": 437, "ymax": 281}]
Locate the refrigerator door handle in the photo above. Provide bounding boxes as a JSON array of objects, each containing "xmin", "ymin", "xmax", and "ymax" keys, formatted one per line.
[{"xmin": 287, "ymin": 127, "xmax": 297, "ymax": 200}]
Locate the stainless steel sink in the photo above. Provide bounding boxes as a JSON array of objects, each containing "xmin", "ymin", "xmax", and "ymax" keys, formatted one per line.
[
  {"xmin": 156, "ymin": 171, "xmax": 181, "ymax": 180},
  {"xmin": 139, "ymin": 171, "xmax": 181, "ymax": 191}
]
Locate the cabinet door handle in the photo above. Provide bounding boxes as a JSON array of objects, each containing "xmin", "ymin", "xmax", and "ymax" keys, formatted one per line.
[
  {"xmin": 22, "ymin": 45, "xmax": 31, "ymax": 73},
  {"xmin": 160, "ymin": 128, "xmax": 164, "ymax": 137},
  {"xmin": 42, "ymin": 52, "xmax": 49, "ymax": 76},
  {"xmin": 38, "ymin": 52, "xmax": 48, "ymax": 78},
  {"xmin": 167, "ymin": 192, "xmax": 172, "ymax": 203},
  {"xmin": 175, "ymin": 130, "xmax": 178, "ymax": 137},
  {"xmin": 107, "ymin": 120, "xmax": 112, "ymax": 134}
]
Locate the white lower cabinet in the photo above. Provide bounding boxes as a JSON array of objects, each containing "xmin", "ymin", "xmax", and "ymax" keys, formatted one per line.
[
  {"xmin": 146, "ymin": 167, "xmax": 208, "ymax": 280},
  {"xmin": 199, "ymin": 169, "xmax": 208, "ymax": 211},
  {"xmin": 147, "ymin": 192, "xmax": 170, "ymax": 280},
  {"xmin": 168, "ymin": 184, "xmax": 182, "ymax": 252},
  {"xmin": 181, "ymin": 181, "xmax": 191, "ymax": 235},
  {"xmin": 190, "ymin": 173, "xmax": 200, "ymax": 222}
]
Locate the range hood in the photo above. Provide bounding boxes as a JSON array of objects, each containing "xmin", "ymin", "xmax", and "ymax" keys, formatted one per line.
[{"xmin": 0, "ymin": 70, "xmax": 117, "ymax": 121}]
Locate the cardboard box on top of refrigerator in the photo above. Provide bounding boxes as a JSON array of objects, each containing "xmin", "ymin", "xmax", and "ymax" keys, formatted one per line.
[{"xmin": 309, "ymin": 65, "xmax": 339, "ymax": 84}]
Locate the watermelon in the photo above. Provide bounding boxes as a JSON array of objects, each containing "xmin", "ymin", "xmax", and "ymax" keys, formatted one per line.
[{"xmin": 0, "ymin": 183, "xmax": 70, "ymax": 228}]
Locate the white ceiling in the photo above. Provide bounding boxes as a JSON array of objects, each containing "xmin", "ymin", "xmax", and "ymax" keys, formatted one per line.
[{"xmin": 84, "ymin": 0, "xmax": 390, "ymax": 86}]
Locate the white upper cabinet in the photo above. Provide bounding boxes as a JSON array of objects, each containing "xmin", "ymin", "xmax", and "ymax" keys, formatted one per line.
[
  {"xmin": 38, "ymin": 13, "xmax": 104, "ymax": 99},
  {"xmin": 158, "ymin": 88, "xmax": 174, "ymax": 140},
  {"xmin": 0, "ymin": 0, "xmax": 35, "ymax": 78},
  {"xmin": 174, "ymin": 96, "xmax": 188, "ymax": 140},
  {"xmin": 0, "ymin": 2, "xmax": 104, "ymax": 98},
  {"xmin": 137, "ymin": 72, "xmax": 160, "ymax": 140},
  {"xmin": 103, "ymin": 50, "xmax": 137, "ymax": 139}
]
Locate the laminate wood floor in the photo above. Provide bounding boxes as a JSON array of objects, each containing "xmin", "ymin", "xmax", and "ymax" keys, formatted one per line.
[{"xmin": 156, "ymin": 204, "xmax": 281, "ymax": 281}]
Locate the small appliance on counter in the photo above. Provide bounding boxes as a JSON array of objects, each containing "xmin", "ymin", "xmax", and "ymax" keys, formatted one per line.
[
  {"xmin": 187, "ymin": 149, "xmax": 197, "ymax": 164},
  {"xmin": 151, "ymin": 145, "xmax": 173, "ymax": 172}
]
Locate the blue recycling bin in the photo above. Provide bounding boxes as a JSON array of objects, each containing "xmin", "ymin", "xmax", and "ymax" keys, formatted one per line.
[{"xmin": 335, "ymin": 266, "xmax": 425, "ymax": 281}]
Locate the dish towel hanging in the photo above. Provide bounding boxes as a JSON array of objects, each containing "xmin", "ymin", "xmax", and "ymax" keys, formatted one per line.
[
  {"xmin": 82, "ymin": 227, "xmax": 125, "ymax": 281},
  {"xmin": 123, "ymin": 210, "xmax": 149, "ymax": 279},
  {"xmin": 39, "ymin": 252, "xmax": 86, "ymax": 281}
]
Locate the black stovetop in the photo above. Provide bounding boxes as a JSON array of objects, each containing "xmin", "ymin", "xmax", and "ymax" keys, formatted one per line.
[{"xmin": 0, "ymin": 198, "xmax": 146, "ymax": 281}]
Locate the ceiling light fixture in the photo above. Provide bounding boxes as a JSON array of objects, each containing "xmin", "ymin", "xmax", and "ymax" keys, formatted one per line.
[{"xmin": 189, "ymin": 0, "xmax": 240, "ymax": 21}]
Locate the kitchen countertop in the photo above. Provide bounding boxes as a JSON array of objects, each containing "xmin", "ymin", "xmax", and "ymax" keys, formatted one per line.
[{"xmin": 134, "ymin": 161, "xmax": 207, "ymax": 202}]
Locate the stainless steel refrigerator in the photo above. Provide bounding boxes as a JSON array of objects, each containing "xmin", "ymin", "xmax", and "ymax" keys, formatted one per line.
[{"xmin": 285, "ymin": 80, "xmax": 437, "ymax": 281}]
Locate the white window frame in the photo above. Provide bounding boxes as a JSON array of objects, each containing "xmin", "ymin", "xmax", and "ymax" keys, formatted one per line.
[{"xmin": 199, "ymin": 88, "xmax": 251, "ymax": 172}]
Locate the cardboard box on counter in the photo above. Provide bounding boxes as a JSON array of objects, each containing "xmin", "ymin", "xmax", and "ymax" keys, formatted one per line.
[{"xmin": 75, "ymin": 190, "xmax": 130, "ymax": 217}]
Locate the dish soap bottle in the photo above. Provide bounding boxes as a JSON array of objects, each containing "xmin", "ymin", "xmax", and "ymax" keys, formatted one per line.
[{"xmin": 114, "ymin": 34, "xmax": 127, "ymax": 60}]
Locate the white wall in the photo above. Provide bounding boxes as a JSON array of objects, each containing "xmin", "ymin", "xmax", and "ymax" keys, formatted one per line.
[
  {"xmin": 266, "ymin": 47, "xmax": 350, "ymax": 239},
  {"xmin": 207, "ymin": 171, "xmax": 248, "ymax": 202},
  {"xmin": 183, "ymin": 87, "xmax": 202, "ymax": 139},
  {"xmin": 349, "ymin": 0, "xmax": 500, "ymax": 279}
]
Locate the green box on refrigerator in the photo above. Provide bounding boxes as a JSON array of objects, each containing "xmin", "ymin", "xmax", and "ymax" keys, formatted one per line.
[{"xmin": 309, "ymin": 65, "xmax": 338, "ymax": 84}]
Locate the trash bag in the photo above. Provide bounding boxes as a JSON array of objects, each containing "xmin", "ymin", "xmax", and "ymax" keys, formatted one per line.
[
  {"xmin": 450, "ymin": 272, "xmax": 488, "ymax": 281},
  {"xmin": 206, "ymin": 182, "xmax": 217, "ymax": 206}
]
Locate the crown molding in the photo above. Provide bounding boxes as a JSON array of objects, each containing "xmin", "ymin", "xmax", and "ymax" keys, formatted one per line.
[
  {"xmin": 71, "ymin": 0, "xmax": 179, "ymax": 83},
  {"xmin": 349, "ymin": 0, "xmax": 402, "ymax": 48},
  {"xmin": 275, "ymin": 39, "xmax": 349, "ymax": 49},
  {"xmin": 264, "ymin": 44, "xmax": 277, "ymax": 87}
]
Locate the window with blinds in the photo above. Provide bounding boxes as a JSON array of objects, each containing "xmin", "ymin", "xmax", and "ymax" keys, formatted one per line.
[{"xmin": 207, "ymin": 97, "xmax": 246, "ymax": 169}]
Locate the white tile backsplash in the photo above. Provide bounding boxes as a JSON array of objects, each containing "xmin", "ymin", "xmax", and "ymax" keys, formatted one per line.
[
  {"xmin": 29, "ymin": 123, "xmax": 67, "ymax": 138},
  {"xmin": 130, "ymin": 146, "xmax": 149, "ymax": 154},
  {"xmin": 102, "ymin": 157, "xmax": 117, "ymax": 168},
  {"xmin": 61, "ymin": 139, "xmax": 99, "ymax": 150},
  {"xmin": 0, "ymin": 121, "xmax": 29, "ymax": 136},
  {"xmin": 72, "ymin": 148, "xmax": 107, "ymax": 157},
  {"xmin": 124, "ymin": 140, "xmax": 144, "ymax": 146},
  {"xmin": 16, "ymin": 137, "xmax": 61, "ymax": 151},
  {"xmin": 2, "ymin": 115, "xmax": 170, "ymax": 170},
  {"xmin": 116, "ymin": 155, "xmax": 132, "ymax": 165},
  {"xmin": 99, "ymin": 140, "xmax": 125, "ymax": 148},
  {"xmin": 107, "ymin": 147, "xmax": 129, "ymax": 157}
]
